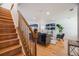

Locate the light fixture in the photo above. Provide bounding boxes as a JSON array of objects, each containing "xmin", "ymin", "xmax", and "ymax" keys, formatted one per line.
[
  {"xmin": 33, "ymin": 17, "xmax": 36, "ymax": 20},
  {"xmin": 46, "ymin": 11, "xmax": 50, "ymax": 15},
  {"xmin": 69, "ymin": 8, "xmax": 74, "ymax": 11}
]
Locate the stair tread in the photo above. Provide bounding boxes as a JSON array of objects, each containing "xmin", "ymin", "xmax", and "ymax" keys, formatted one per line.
[
  {"xmin": 0, "ymin": 28, "xmax": 16, "ymax": 34},
  {"xmin": 0, "ymin": 23, "xmax": 14, "ymax": 25},
  {"xmin": 0, "ymin": 13, "xmax": 11, "ymax": 18},
  {"xmin": 0, "ymin": 7, "xmax": 10, "ymax": 13},
  {"xmin": 0, "ymin": 33, "xmax": 17, "ymax": 35},
  {"xmin": 0, "ymin": 12, "xmax": 11, "ymax": 17},
  {"xmin": 0, "ymin": 28, "xmax": 15, "ymax": 30},
  {"xmin": 16, "ymin": 52, "xmax": 24, "ymax": 56},
  {"xmin": 0, "ymin": 28, "xmax": 15, "ymax": 29},
  {"xmin": 0, "ymin": 25, "xmax": 15, "ymax": 28},
  {"xmin": 0, "ymin": 15, "xmax": 12, "ymax": 20},
  {"xmin": 0, "ymin": 28, "xmax": 16, "ymax": 31},
  {"xmin": 0, "ymin": 44, "xmax": 21, "ymax": 54},
  {"xmin": 0, "ymin": 7, "xmax": 12, "ymax": 19},
  {"xmin": 0, "ymin": 38, "xmax": 18, "ymax": 43},
  {"xmin": 0, "ymin": 22, "xmax": 13, "ymax": 25},
  {"xmin": 0, "ymin": 19, "xmax": 13, "ymax": 22},
  {"xmin": 0, "ymin": 8, "xmax": 11, "ymax": 19}
]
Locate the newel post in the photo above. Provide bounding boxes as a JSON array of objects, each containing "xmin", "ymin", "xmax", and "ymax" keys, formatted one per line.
[{"xmin": 32, "ymin": 29, "xmax": 38, "ymax": 56}]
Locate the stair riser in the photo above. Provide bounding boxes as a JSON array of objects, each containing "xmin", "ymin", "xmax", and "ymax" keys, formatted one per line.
[
  {"xmin": 0, "ymin": 9, "xmax": 11, "ymax": 18},
  {"xmin": 0, "ymin": 7, "xmax": 12, "ymax": 20},
  {"xmin": 0, "ymin": 34, "xmax": 17, "ymax": 41},
  {"xmin": 0, "ymin": 25, "xmax": 15, "ymax": 28},
  {"xmin": 0, "ymin": 19, "xmax": 13, "ymax": 23},
  {"xmin": 0, "ymin": 39, "xmax": 19, "ymax": 49},
  {"xmin": 0, "ymin": 22, "xmax": 13, "ymax": 24},
  {"xmin": 0, "ymin": 23, "xmax": 14, "ymax": 25},
  {"xmin": 0, "ymin": 16, "xmax": 12, "ymax": 20},
  {"xmin": 0, "ymin": 47, "xmax": 22, "ymax": 56},
  {"xmin": 0, "ymin": 8, "xmax": 10, "ymax": 14},
  {"xmin": 0, "ymin": 29, "xmax": 16, "ymax": 33},
  {"xmin": 16, "ymin": 53, "xmax": 24, "ymax": 56},
  {"xmin": 0, "ymin": 13, "xmax": 11, "ymax": 18},
  {"xmin": 0, "ymin": 11, "xmax": 10, "ymax": 14},
  {"xmin": 0, "ymin": 21, "xmax": 13, "ymax": 24}
]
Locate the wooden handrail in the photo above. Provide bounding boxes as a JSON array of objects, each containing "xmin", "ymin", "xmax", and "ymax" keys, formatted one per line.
[
  {"xmin": 10, "ymin": 3, "xmax": 14, "ymax": 10},
  {"xmin": 18, "ymin": 10, "xmax": 34, "ymax": 34},
  {"xmin": 18, "ymin": 10, "xmax": 37, "ymax": 56}
]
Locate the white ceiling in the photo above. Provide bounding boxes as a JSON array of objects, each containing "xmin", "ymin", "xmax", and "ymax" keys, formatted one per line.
[{"xmin": 18, "ymin": 3, "xmax": 77, "ymax": 24}]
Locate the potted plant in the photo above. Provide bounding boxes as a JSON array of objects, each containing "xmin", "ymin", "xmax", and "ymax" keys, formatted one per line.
[{"xmin": 56, "ymin": 24, "xmax": 64, "ymax": 40}]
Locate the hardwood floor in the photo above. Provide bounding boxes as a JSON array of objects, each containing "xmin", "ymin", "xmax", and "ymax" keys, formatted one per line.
[
  {"xmin": 17, "ymin": 28, "xmax": 67, "ymax": 56},
  {"xmin": 37, "ymin": 40, "xmax": 67, "ymax": 56}
]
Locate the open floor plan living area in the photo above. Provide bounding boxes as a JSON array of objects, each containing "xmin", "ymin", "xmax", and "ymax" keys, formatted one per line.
[{"xmin": 0, "ymin": 3, "xmax": 79, "ymax": 56}]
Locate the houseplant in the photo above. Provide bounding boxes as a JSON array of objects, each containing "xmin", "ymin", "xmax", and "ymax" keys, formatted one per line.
[{"xmin": 56, "ymin": 24, "xmax": 64, "ymax": 40}]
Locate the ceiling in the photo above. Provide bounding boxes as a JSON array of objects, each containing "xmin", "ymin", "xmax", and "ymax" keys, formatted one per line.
[{"xmin": 18, "ymin": 3, "xmax": 77, "ymax": 24}]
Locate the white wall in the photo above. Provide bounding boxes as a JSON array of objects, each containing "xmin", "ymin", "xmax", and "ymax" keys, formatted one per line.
[
  {"xmin": 1, "ymin": 3, "xmax": 12, "ymax": 10},
  {"xmin": 77, "ymin": 4, "xmax": 79, "ymax": 40},
  {"xmin": 51, "ymin": 7, "xmax": 77, "ymax": 40},
  {"xmin": 18, "ymin": 4, "xmax": 78, "ymax": 40}
]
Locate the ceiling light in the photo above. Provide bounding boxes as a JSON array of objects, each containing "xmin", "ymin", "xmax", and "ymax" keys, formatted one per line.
[
  {"xmin": 33, "ymin": 17, "xmax": 36, "ymax": 20},
  {"xmin": 46, "ymin": 11, "xmax": 50, "ymax": 15},
  {"xmin": 69, "ymin": 8, "xmax": 74, "ymax": 11}
]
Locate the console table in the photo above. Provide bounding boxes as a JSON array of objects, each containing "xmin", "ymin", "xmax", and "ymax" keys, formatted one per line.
[{"xmin": 38, "ymin": 33, "xmax": 51, "ymax": 45}]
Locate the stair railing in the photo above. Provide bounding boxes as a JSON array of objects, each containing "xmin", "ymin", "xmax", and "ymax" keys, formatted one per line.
[
  {"xmin": 10, "ymin": 3, "xmax": 37, "ymax": 56},
  {"xmin": 10, "ymin": 4, "xmax": 14, "ymax": 10}
]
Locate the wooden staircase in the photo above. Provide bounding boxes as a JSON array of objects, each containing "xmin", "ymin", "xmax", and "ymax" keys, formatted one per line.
[{"xmin": 0, "ymin": 7, "xmax": 24, "ymax": 56}]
